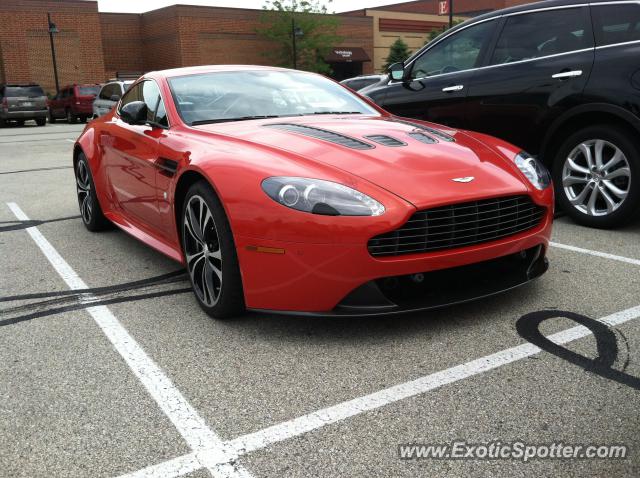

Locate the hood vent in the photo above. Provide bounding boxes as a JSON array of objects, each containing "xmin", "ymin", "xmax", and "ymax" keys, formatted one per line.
[
  {"xmin": 364, "ymin": 135, "xmax": 407, "ymax": 147},
  {"xmin": 389, "ymin": 118, "xmax": 455, "ymax": 142},
  {"xmin": 265, "ymin": 123, "xmax": 374, "ymax": 150},
  {"xmin": 408, "ymin": 132, "xmax": 437, "ymax": 145}
]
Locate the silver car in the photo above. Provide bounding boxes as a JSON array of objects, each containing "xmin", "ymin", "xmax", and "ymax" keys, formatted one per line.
[
  {"xmin": 0, "ymin": 84, "xmax": 48, "ymax": 127},
  {"xmin": 93, "ymin": 80, "xmax": 134, "ymax": 118}
]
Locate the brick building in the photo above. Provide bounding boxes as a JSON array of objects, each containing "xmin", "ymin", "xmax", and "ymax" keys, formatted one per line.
[{"xmin": 0, "ymin": 0, "xmax": 374, "ymax": 94}]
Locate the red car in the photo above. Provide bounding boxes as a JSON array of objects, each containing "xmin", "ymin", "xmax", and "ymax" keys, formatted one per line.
[
  {"xmin": 73, "ymin": 65, "xmax": 554, "ymax": 318},
  {"xmin": 48, "ymin": 84, "xmax": 100, "ymax": 123}
]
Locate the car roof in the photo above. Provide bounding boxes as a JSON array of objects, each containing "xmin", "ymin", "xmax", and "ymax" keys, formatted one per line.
[{"xmin": 145, "ymin": 64, "xmax": 295, "ymax": 79}]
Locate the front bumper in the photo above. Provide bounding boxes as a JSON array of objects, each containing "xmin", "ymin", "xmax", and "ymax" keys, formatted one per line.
[
  {"xmin": 1, "ymin": 109, "xmax": 47, "ymax": 120},
  {"xmin": 235, "ymin": 204, "xmax": 553, "ymax": 315}
]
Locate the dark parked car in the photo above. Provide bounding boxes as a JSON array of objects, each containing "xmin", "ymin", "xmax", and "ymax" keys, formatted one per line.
[
  {"xmin": 340, "ymin": 74, "xmax": 386, "ymax": 91},
  {"xmin": 0, "ymin": 84, "xmax": 47, "ymax": 127},
  {"xmin": 363, "ymin": 0, "xmax": 640, "ymax": 228},
  {"xmin": 48, "ymin": 84, "xmax": 100, "ymax": 123}
]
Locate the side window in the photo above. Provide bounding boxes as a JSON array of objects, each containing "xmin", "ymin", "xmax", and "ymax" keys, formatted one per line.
[
  {"xmin": 99, "ymin": 85, "xmax": 109, "ymax": 100},
  {"xmin": 592, "ymin": 4, "xmax": 640, "ymax": 47},
  {"xmin": 490, "ymin": 8, "xmax": 592, "ymax": 65},
  {"xmin": 119, "ymin": 80, "xmax": 168, "ymax": 126},
  {"xmin": 410, "ymin": 21, "xmax": 495, "ymax": 79}
]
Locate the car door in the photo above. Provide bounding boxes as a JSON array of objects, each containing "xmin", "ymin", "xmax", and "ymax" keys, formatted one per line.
[
  {"xmin": 375, "ymin": 19, "xmax": 498, "ymax": 128},
  {"xmin": 465, "ymin": 6, "xmax": 595, "ymax": 155},
  {"xmin": 101, "ymin": 80, "xmax": 165, "ymax": 231}
]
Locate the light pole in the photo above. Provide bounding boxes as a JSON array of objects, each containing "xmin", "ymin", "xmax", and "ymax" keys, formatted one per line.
[
  {"xmin": 291, "ymin": 18, "xmax": 304, "ymax": 69},
  {"xmin": 449, "ymin": 0, "xmax": 454, "ymax": 28},
  {"xmin": 47, "ymin": 13, "xmax": 60, "ymax": 95}
]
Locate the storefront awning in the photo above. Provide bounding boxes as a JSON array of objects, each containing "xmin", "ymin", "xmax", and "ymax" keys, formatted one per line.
[{"xmin": 325, "ymin": 47, "xmax": 371, "ymax": 63}]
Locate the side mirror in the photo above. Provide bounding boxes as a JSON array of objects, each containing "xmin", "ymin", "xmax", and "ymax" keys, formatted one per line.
[
  {"xmin": 388, "ymin": 62, "xmax": 406, "ymax": 82},
  {"xmin": 120, "ymin": 101, "xmax": 148, "ymax": 125},
  {"xmin": 110, "ymin": 94, "xmax": 121, "ymax": 102}
]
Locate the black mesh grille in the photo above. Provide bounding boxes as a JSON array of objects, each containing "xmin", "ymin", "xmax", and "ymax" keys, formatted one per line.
[
  {"xmin": 364, "ymin": 135, "xmax": 407, "ymax": 147},
  {"xmin": 264, "ymin": 123, "xmax": 374, "ymax": 150},
  {"xmin": 368, "ymin": 195, "xmax": 546, "ymax": 257}
]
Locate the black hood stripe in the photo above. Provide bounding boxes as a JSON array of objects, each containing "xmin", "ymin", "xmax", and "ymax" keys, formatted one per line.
[{"xmin": 264, "ymin": 123, "xmax": 375, "ymax": 150}]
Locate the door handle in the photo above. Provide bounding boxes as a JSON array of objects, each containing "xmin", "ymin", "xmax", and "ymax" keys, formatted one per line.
[
  {"xmin": 552, "ymin": 70, "xmax": 582, "ymax": 79},
  {"xmin": 442, "ymin": 85, "xmax": 464, "ymax": 92}
]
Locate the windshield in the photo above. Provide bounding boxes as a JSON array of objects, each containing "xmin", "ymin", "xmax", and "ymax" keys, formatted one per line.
[
  {"xmin": 167, "ymin": 70, "xmax": 379, "ymax": 125},
  {"xmin": 78, "ymin": 86, "xmax": 100, "ymax": 96},
  {"xmin": 6, "ymin": 86, "xmax": 45, "ymax": 97}
]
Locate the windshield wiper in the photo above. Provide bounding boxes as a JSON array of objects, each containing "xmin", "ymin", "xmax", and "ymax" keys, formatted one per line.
[
  {"xmin": 190, "ymin": 115, "xmax": 283, "ymax": 126},
  {"xmin": 310, "ymin": 111, "xmax": 363, "ymax": 115}
]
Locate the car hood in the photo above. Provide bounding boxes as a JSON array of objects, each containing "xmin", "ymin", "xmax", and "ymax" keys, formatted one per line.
[{"xmin": 194, "ymin": 115, "xmax": 530, "ymax": 209}]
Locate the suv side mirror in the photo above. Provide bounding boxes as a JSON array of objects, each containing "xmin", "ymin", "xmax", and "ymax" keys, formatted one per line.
[
  {"xmin": 120, "ymin": 101, "xmax": 148, "ymax": 125},
  {"xmin": 110, "ymin": 94, "xmax": 121, "ymax": 102},
  {"xmin": 388, "ymin": 62, "xmax": 406, "ymax": 81}
]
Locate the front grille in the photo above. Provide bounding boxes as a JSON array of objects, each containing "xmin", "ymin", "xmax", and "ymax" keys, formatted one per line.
[{"xmin": 368, "ymin": 195, "xmax": 546, "ymax": 257}]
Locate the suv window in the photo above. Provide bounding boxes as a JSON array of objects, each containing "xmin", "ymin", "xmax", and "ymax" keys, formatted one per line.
[
  {"xmin": 410, "ymin": 20, "xmax": 495, "ymax": 79},
  {"xmin": 490, "ymin": 8, "xmax": 592, "ymax": 65},
  {"xmin": 99, "ymin": 83, "xmax": 117, "ymax": 101},
  {"xmin": 592, "ymin": 4, "xmax": 640, "ymax": 47},
  {"xmin": 5, "ymin": 85, "xmax": 45, "ymax": 97},
  {"xmin": 78, "ymin": 86, "xmax": 100, "ymax": 96}
]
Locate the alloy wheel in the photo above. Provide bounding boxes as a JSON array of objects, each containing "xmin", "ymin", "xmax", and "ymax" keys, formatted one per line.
[
  {"xmin": 562, "ymin": 139, "xmax": 631, "ymax": 216},
  {"xmin": 183, "ymin": 195, "xmax": 223, "ymax": 307},
  {"xmin": 76, "ymin": 160, "xmax": 93, "ymax": 224}
]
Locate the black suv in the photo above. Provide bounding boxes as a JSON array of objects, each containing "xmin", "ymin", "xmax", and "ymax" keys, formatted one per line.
[{"xmin": 363, "ymin": 0, "xmax": 640, "ymax": 228}]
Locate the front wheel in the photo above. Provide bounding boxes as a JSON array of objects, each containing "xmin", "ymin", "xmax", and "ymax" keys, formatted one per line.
[
  {"xmin": 66, "ymin": 110, "xmax": 77, "ymax": 124},
  {"xmin": 35, "ymin": 118, "xmax": 45, "ymax": 126},
  {"xmin": 181, "ymin": 181, "xmax": 245, "ymax": 319},
  {"xmin": 553, "ymin": 125, "xmax": 639, "ymax": 228},
  {"xmin": 75, "ymin": 154, "xmax": 111, "ymax": 231}
]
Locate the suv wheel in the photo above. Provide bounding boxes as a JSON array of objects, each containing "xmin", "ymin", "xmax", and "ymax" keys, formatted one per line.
[
  {"xmin": 553, "ymin": 125, "xmax": 639, "ymax": 228},
  {"xmin": 35, "ymin": 118, "xmax": 46, "ymax": 127},
  {"xmin": 48, "ymin": 109, "xmax": 56, "ymax": 123},
  {"xmin": 66, "ymin": 109, "xmax": 77, "ymax": 124}
]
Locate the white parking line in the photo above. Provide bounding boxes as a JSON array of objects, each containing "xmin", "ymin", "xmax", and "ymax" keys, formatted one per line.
[
  {"xmin": 550, "ymin": 241, "xmax": 640, "ymax": 266},
  {"xmin": 6, "ymin": 202, "xmax": 253, "ymax": 478},
  {"xmin": 123, "ymin": 302, "xmax": 640, "ymax": 478}
]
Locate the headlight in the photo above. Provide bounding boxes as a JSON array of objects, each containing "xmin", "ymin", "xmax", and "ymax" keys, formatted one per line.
[
  {"xmin": 514, "ymin": 152, "xmax": 551, "ymax": 190},
  {"xmin": 261, "ymin": 177, "xmax": 385, "ymax": 216}
]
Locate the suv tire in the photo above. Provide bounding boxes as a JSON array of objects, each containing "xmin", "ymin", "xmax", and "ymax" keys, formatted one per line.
[{"xmin": 553, "ymin": 124, "xmax": 639, "ymax": 228}]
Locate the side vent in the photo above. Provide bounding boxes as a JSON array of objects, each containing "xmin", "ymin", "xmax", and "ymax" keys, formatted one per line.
[
  {"xmin": 364, "ymin": 135, "xmax": 407, "ymax": 147},
  {"xmin": 265, "ymin": 123, "xmax": 374, "ymax": 150},
  {"xmin": 390, "ymin": 118, "xmax": 455, "ymax": 142},
  {"xmin": 408, "ymin": 132, "xmax": 437, "ymax": 145}
]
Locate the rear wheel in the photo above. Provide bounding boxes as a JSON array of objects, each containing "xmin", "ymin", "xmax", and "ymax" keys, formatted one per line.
[
  {"xmin": 553, "ymin": 124, "xmax": 639, "ymax": 228},
  {"xmin": 35, "ymin": 118, "xmax": 46, "ymax": 126},
  {"xmin": 181, "ymin": 181, "xmax": 245, "ymax": 319},
  {"xmin": 16, "ymin": 120, "xmax": 25, "ymax": 127},
  {"xmin": 75, "ymin": 153, "xmax": 111, "ymax": 231},
  {"xmin": 48, "ymin": 109, "xmax": 56, "ymax": 123}
]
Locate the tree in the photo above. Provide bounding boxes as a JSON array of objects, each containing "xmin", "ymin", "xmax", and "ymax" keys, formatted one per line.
[
  {"xmin": 425, "ymin": 19, "xmax": 464, "ymax": 44},
  {"xmin": 383, "ymin": 38, "xmax": 411, "ymax": 71},
  {"xmin": 257, "ymin": 0, "xmax": 343, "ymax": 74}
]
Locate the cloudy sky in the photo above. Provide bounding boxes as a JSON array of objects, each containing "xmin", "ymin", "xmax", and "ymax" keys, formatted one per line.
[{"xmin": 90, "ymin": 0, "xmax": 413, "ymax": 13}]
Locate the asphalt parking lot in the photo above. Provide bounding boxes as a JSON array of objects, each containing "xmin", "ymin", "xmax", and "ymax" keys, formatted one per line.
[{"xmin": 1, "ymin": 122, "xmax": 639, "ymax": 478}]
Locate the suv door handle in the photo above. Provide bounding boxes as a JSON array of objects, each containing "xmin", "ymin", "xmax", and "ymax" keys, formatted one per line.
[
  {"xmin": 552, "ymin": 70, "xmax": 582, "ymax": 79},
  {"xmin": 442, "ymin": 85, "xmax": 464, "ymax": 92}
]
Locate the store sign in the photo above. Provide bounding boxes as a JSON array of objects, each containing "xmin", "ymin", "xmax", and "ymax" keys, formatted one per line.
[
  {"xmin": 334, "ymin": 50, "xmax": 353, "ymax": 58},
  {"xmin": 439, "ymin": 0, "xmax": 449, "ymax": 15}
]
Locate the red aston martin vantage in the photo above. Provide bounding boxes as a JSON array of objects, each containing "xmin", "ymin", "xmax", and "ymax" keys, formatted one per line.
[{"xmin": 73, "ymin": 65, "xmax": 554, "ymax": 318}]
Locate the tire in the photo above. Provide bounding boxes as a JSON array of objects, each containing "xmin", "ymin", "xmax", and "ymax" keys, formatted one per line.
[
  {"xmin": 16, "ymin": 120, "xmax": 25, "ymax": 127},
  {"xmin": 74, "ymin": 153, "xmax": 111, "ymax": 232},
  {"xmin": 66, "ymin": 109, "xmax": 77, "ymax": 124},
  {"xmin": 48, "ymin": 110, "xmax": 56, "ymax": 123},
  {"xmin": 0, "ymin": 118, "xmax": 5, "ymax": 127},
  {"xmin": 35, "ymin": 118, "xmax": 46, "ymax": 127},
  {"xmin": 553, "ymin": 124, "xmax": 640, "ymax": 228},
  {"xmin": 180, "ymin": 181, "xmax": 245, "ymax": 319}
]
